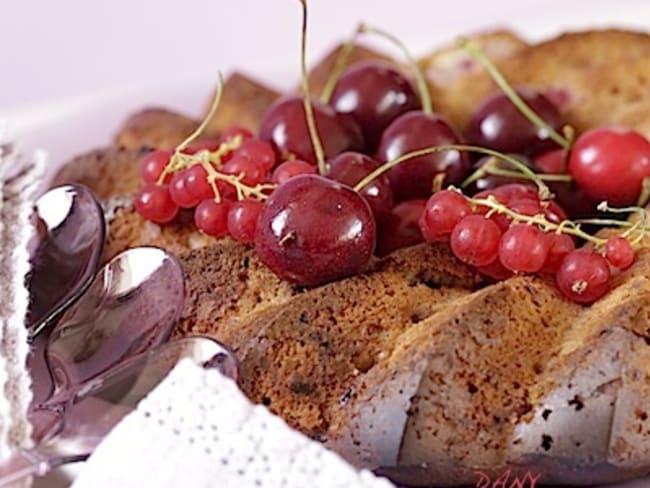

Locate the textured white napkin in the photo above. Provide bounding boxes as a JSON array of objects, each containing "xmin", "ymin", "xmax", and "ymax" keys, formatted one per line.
[
  {"xmin": 72, "ymin": 360, "xmax": 395, "ymax": 488},
  {"xmin": 0, "ymin": 130, "xmax": 44, "ymax": 462}
]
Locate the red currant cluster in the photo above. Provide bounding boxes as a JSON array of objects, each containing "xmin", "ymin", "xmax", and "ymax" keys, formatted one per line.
[
  {"xmin": 419, "ymin": 185, "xmax": 638, "ymax": 303},
  {"xmin": 134, "ymin": 128, "xmax": 317, "ymax": 243}
]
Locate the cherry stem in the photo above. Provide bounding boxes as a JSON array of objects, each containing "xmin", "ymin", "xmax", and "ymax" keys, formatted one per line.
[
  {"xmin": 320, "ymin": 24, "xmax": 363, "ymax": 104},
  {"xmin": 485, "ymin": 166, "xmax": 572, "ymax": 183},
  {"xmin": 458, "ymin": 38, "xmax": 571, "ymax": 150},
  {"xmin": 360, "ymin": 23, "xmax": 432, "ymax": 114},
  {"xmin": 176, "ymin": 72, "xmax": 224, "ymax": 153},
  {"xmin": 353, "ymin": 144, "xmax": 552, "ymax": 199},
  {"xmin": 470, "ymin": 194, "xmax": 606, "ymax": 246},
  {"xmin": 298, "ymin": 0, "xmax": 327, "ymax": 176}
]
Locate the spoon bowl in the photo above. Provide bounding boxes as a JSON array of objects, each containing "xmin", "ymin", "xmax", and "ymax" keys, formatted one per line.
[
  {"xmin": 2, "ymin": 337, "xmax": 238, "ymax": 487},
  {"xmin": 26, "ymin": 184, "xmax": 105, "ymax": 339},
  {"xmin": 42, "ymin": 246, "xmax": 186, "ymax": 404}
]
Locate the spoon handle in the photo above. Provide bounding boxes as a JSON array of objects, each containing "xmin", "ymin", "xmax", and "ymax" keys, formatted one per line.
[{"xmin": 0, "ymin": 448, "xmax": 51, "ymax": 487}]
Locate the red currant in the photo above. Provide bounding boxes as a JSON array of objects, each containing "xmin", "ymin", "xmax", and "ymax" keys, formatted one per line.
[
  {"xmin": 194, "ymin": 199, "xmax": 231, "ymax": 237},
  {"xmin": 450, "ymin": 215, "xmax": 501, "ymax": 266},
  {"xmin": 540, "ymin": 233, "xmax": 575, "ymax": 274},
  {"xmin": 182, "ymin": 141, "xmax": 220, "ymax": 155},
  {"xmin": 221, "ymin": 156, "xmax": 267, "ymax": 186},
  {"xmin": 568, "ymin": 127, "xmax": 650, "ymax": 206},
  {"xmin": 135, "ymin": 183, "xmax": 179, "ymax": 224},
  {"xmin": 227, "ymin": 199, "xmax": 263, "ymax": 244},
  {"xmin": 141, "ymin": 150, "xmax": 172, "ymax": 184},
  {"xmin": 271, "ymin": 160, "xmax": 316, "ymax": 185},
  {"xmin": 477, "ymin": 259, "xmax": 513, "ymax": 281},
  {"xmin": 499, "ymin": 224, "xmax": 550, "ymax": 273},
  {"xmin": 605, "ymin": 236, "xmax": 635, "ymax": 270},
  {"xmin": 219, "ymin": 127, "xmax": 254, "ymax": 143},
  {"xmin": 419, "ymin": 190, "xmax": 472, "ymax": 242},
  {"xmin": 556, "ymin": 248, "xmax": 611, "ymax": 303},
  {"xmin": 169, "ymin": 170, "xmax": 200, "ymax": 209},
  {"xmin": 185, "ymin": 164, "xmax": 214, "ymax": 200},
  {"xmin": 233, "ymin": 139, "xmax": 276, "ymax": 172}
]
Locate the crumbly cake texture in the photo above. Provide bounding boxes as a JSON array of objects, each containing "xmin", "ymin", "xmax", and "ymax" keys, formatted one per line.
[
  {"xmin": 0, "ymin": 140, "xmax": 44, "ymax": 462},
  {"xmin": 51, "ymin": 29, "xmax": 650, "ymax": 485},
  {"xmin": 422, "ymin": 29, "xmax": 650, "ymax": 139}
]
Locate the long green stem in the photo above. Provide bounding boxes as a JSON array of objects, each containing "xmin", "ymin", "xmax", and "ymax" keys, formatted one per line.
[
  {"xmin": 459, "ymin": 37, "xmax": 570, "ymax": 150},
  {"xmin": 486, "ymin": 167, "xmax": 572, "ymax": 182},
  {"xmin": 158, "ymin": 72, "xmax": 224, "ymax": 184},
  {"xmin": 176, "ymin": 72, "xmax": 224, "ymax": 152},
  {"xmin": 360, "ymin": 23, "xmax": 432, "ymax": 114},
  {"xmin": 353, "ymin": 144, "xmax": 552, "ymax": 198},
  {"xmin": 320, "ymin": 25, "xmax": 362, "ymax": 104},
  {"xmin": 298, "ymin": 0, "xmax": 326, "ymax": 175}
]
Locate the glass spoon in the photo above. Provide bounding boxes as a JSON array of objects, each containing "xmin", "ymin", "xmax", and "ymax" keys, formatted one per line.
[
  {"xmin": 28, "ymin": 246, "xmax": 186, "ymax": 438},
  {"xmin": 0, "ymin": 336, "xmax": 238, "ymax": 487},
  {"xmin": 26, "ymin": 184, "xmax": 105, "ymax": 340}
]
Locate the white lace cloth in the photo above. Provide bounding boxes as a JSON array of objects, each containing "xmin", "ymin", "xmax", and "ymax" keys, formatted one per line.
[
  {"xmin": 0, "ymin": 129, "xmax": 43, "ymax": 462},
  {"xmin": 72, "ymin": 360, "xmax": 395, "ymax": 488}
]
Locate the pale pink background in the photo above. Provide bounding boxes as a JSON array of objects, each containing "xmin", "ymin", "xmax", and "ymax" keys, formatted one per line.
[{"xmin": 2, "ymin": 0, "xmax": 650, "ymax": 111}]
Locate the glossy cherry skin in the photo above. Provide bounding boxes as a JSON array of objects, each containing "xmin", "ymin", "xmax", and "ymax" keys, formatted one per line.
[
  {"xmin": 259, "ymin": 96, "xmax": 365, "ymax": 164},
  {"xmin": 465, "ymin": 154, "xmax": 533, "ymax": 195},
  {"xmin": 376, "ymin": 111, "xmax": 470, "ymax": 201},
  {"xmin": 254, "ymin": 175, "xmax": 376, "ymax": 287},
  {"xmin": 534, "ymin": 149, "xmax": 600, "ymax": 219},
  {"xmin": 466, "ymin": 89, "xmax": 563, "ymax": 156},
  {"xmin": 567, "ymin": 127, "xmax": 650, "ymax": 206},
  {"xmin": 375, "ymin": 199, "xmax": 426, "ymax": 257},
  {"xmin": 326, "ymin": 151, "xmax": 394, "ymax": 223},
  {"xmin": 330, "ymin": 61, "xmax": 420, "ymax": 151}
]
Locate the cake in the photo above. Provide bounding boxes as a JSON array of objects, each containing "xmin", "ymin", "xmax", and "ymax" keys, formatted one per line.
[{"xmin": 49, "ymin": 27, "xmax": 650, "ymax": 486}]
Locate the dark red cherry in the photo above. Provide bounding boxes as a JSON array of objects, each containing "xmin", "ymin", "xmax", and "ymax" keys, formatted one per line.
[
  {"xmin": 534, "ymin": 149, "xmax": 600, "ymax": 219},
  {"xmin": 465, "ymin": 154, "xmax": 533, "ymax": 195},
  {"xmin": 376, "ymin": 111, "xmax": 470, "ymax": 201},
  {"xmin": 375, "ymin": 199, "xmax": 426, "ymax": 257},
  {"xmin": 330, "ymin": 61, "xmax": 420, "ymax": 151},
  {"xmin": 466, "ymin": 88, "xmax": 563, "ymax": 156},
  {"xmin": 326, "ymin": 152, "xmax": 394, "ymax": 223},
  {"xmin": 254, "ymin": 175, "xmax": 376, "ymax": 287},
  {"xmin": 258, "ymin": 96, "xmax": 364, "ymax": 165}
]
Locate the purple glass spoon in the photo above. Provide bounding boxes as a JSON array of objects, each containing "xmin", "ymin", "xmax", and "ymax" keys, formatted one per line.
[
  {"xmin": 0, "ymin": 337, "xmax": 238, "ymax": 487},
  {"xmin": 26, "ymin": 184, "xmax": 105, "ymax": 339},
  {"xmin": 28, "ymin": 246, "xmax": 185, "ymax": 437}
]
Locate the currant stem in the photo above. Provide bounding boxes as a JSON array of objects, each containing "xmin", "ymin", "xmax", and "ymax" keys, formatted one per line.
[
  {"xmin": 360, "ymin": 23, "xmax": 433, "ymax": 114},
  {"xmin": 458, "ymin": 38, "xmax": 571, "ymax": 150},
  {"xmin": 298, "ymin": 0, "xmax": 327, "ymax": 175},
  {"xmin": 176, "ymin": 72, "xmax": 224, "ymax": 153},
  {"xmin": 157, "ymin": 72, "xmax": 225, "ymax": 184},
  {"xmin": 472, "ymin": 195, "xmax": 605, "ymax": 246},
  {"xmin": 353, "ymin": 144, "xmax": 552, "ymax": 198},
  {"xmin": 320, "ymin": 24, "xmax": 362, "ymax": 104}
]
